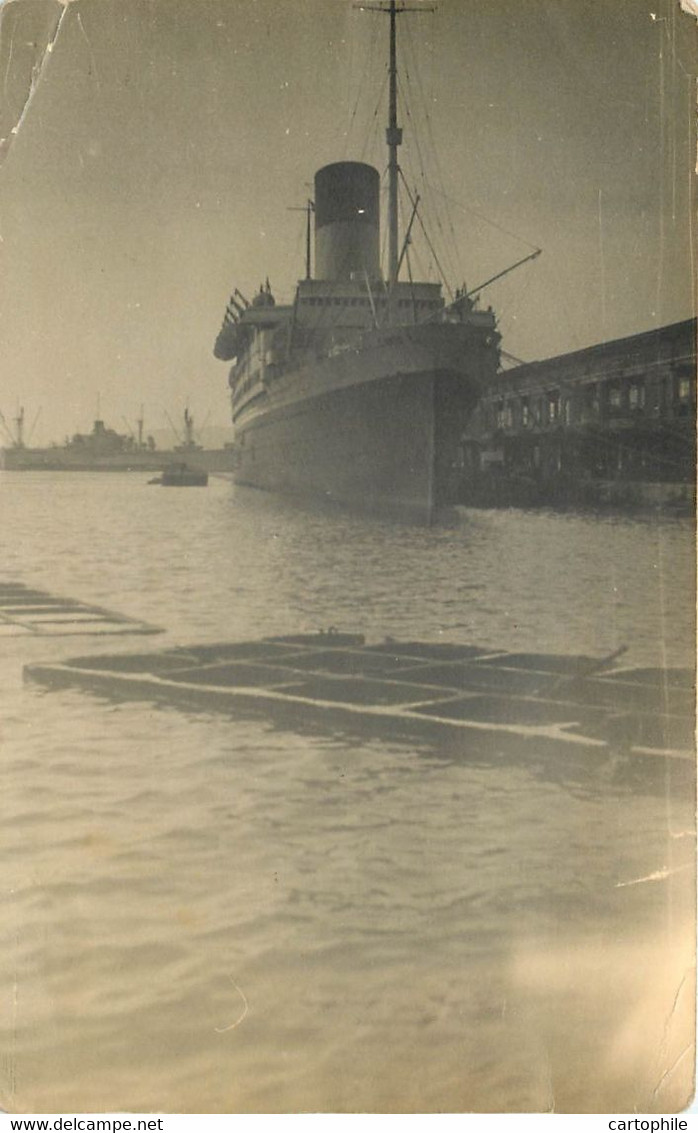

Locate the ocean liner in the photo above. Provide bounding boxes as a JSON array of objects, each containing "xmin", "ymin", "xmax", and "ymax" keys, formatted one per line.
[{"xmin": 214, "ymin": 1, "xmax": 501, "ymax": 523}]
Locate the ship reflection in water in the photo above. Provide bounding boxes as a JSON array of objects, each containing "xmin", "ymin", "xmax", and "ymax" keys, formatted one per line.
[{"xmin": 1, "ymin": 472, "xmax": 694, "ymax": 1113}]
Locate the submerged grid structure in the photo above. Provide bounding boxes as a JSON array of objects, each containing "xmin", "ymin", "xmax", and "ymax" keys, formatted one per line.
[
  {"xmin": 25, "ymin": 632, "xmax": 695, "ymax": 766},
  {"xmin": 0, "ymin": 582, "xmax": 161, "ymax": 637}
]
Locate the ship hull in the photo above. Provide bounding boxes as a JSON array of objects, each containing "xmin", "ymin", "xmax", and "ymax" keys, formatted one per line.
[
  {"xmin": 0, "ymin": 448, "xmax": 235, "ymax": 474},
  {"xmin": 236, "ymin": 370, "xmax": 437, "ymax": 523},
  {"xmin": 233, "ymin": 324, "xmax": 492, "ymax": 523}
]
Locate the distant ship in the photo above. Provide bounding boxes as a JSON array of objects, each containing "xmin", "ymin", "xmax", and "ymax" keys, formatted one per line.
[
  {"xmin": 0, "ymin": 407, "xmax": 234, "ymax": 474},
  {"xmin": 213, "ymin": 0, "xmax": 508, "ymax": 523}
]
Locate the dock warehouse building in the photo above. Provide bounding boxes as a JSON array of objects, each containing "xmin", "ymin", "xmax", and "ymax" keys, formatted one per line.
[{"xmin": 460, "ymin": 318, "xmax": 696, "ymax": 510}]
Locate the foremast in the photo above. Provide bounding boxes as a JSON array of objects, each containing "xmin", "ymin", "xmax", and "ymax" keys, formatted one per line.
[
  {"xmin": 360, "ymin": 1, "xmax": 435, "ymax": 319},
  {"xmin": 386, "ymin": 0, "xmax": 401, "ymax": 296}
]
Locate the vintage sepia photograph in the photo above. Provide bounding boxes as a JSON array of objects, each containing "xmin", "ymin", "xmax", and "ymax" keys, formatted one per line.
[{"xmin": 0, "ymin": 0, "xmax": 696, "ymax": 1116}]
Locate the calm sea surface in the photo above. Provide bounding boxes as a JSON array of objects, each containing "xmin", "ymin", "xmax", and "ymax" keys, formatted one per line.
[{"xmin": 1, "ymin": 472, "xmax": 695, "ymax": 1114}]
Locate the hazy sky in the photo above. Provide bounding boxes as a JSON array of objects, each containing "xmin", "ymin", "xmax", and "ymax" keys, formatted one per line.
[{"xmin": 0, "ymin": 0, "xmax": 695, "ymax": 442}]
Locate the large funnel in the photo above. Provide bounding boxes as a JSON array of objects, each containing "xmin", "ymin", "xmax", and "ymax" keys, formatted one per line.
[{"xmin": 314, "ymin": 162, "xmax": 380, "ymax": 281}]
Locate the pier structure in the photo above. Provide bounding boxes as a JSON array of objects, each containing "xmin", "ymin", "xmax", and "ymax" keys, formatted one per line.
[{"xmin": 460, "ymin": 318, "xmax": 696, "ymax": 510}]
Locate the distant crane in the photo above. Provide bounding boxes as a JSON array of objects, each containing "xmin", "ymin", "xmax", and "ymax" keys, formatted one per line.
[
  {"xmin": 121, "ymin": 405, "xmax": 147, "ymax": 450},
  {"xmin": 164, "ymin": 406, "xmax": 211, "ymax": 451},
  {"xmin": 0, "ymin": 406, "xmax": 41, "ymax": 448}
]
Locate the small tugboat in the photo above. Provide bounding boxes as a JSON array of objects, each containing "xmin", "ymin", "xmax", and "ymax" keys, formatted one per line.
[{"xmin": 158, "ymin": 462, "xmax": 208, "ymax": 487}]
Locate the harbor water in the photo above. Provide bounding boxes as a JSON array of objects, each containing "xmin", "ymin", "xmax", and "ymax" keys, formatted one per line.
[{"xmin": 1, "ymin": 472, "xmax": 695, "ymax": 1114}]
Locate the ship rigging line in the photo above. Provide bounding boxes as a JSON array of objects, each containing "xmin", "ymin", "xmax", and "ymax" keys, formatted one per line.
[
  {"xmin": 423, "ymin": 180, "xmax": 542, "ymax": 254},
  {"xmin": 398, "ymin": 169, "xmax": 453, "ymax": 302},
  {"xmin": 396, "ymin": 177, "xmax": 432, "ymax": 289},
  {"xmin": 400, "ymin": 16, "xmax": 464, "ymax": 287},
  {"xmin": 467, "ymin": 248, "xmax": 542, "ymax": 300},
  {"xmin": 0, "ymin": 411, "xmax": 16, "ymax": 446},
  {"xmin": 25, "ymin": 408, "xmax": 41, "ymax": 444},
  {"xmin": 396, "ymin": 192, "xmax": 420, "ymax": 276},
  {"xmin": 355, "ymin": 0, "xmax": 460, "ymax": 292},
  {"xmin": 343, "ymin": 25, "xmax": 380, "ymax": 158},
  {"xmin": 398, "ymin": 18, "xmax": 543, "ymax": 307},
  {"xmin": 359, "ymin": 72, "xmax": 389, "ymax": 164},
  {"xmin": 500, "ymin": 350, "xmax": 527, "ymax": 367},
  {"xmin": 396, "ymin": 70, "xmax": 459, "ymax": 286},
  {"xmin": 399, "ymin": 14, "xmax": 541, "ymax": 259}
]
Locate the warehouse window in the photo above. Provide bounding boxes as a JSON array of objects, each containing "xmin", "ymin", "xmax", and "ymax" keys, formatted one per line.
[
  {"xmin": 678, "ymin": 377, "xmax": 693, "ymax": 401},
  {"xmin": 629, "ymin": 382, "xmax": 645, "ymax": 410}
]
